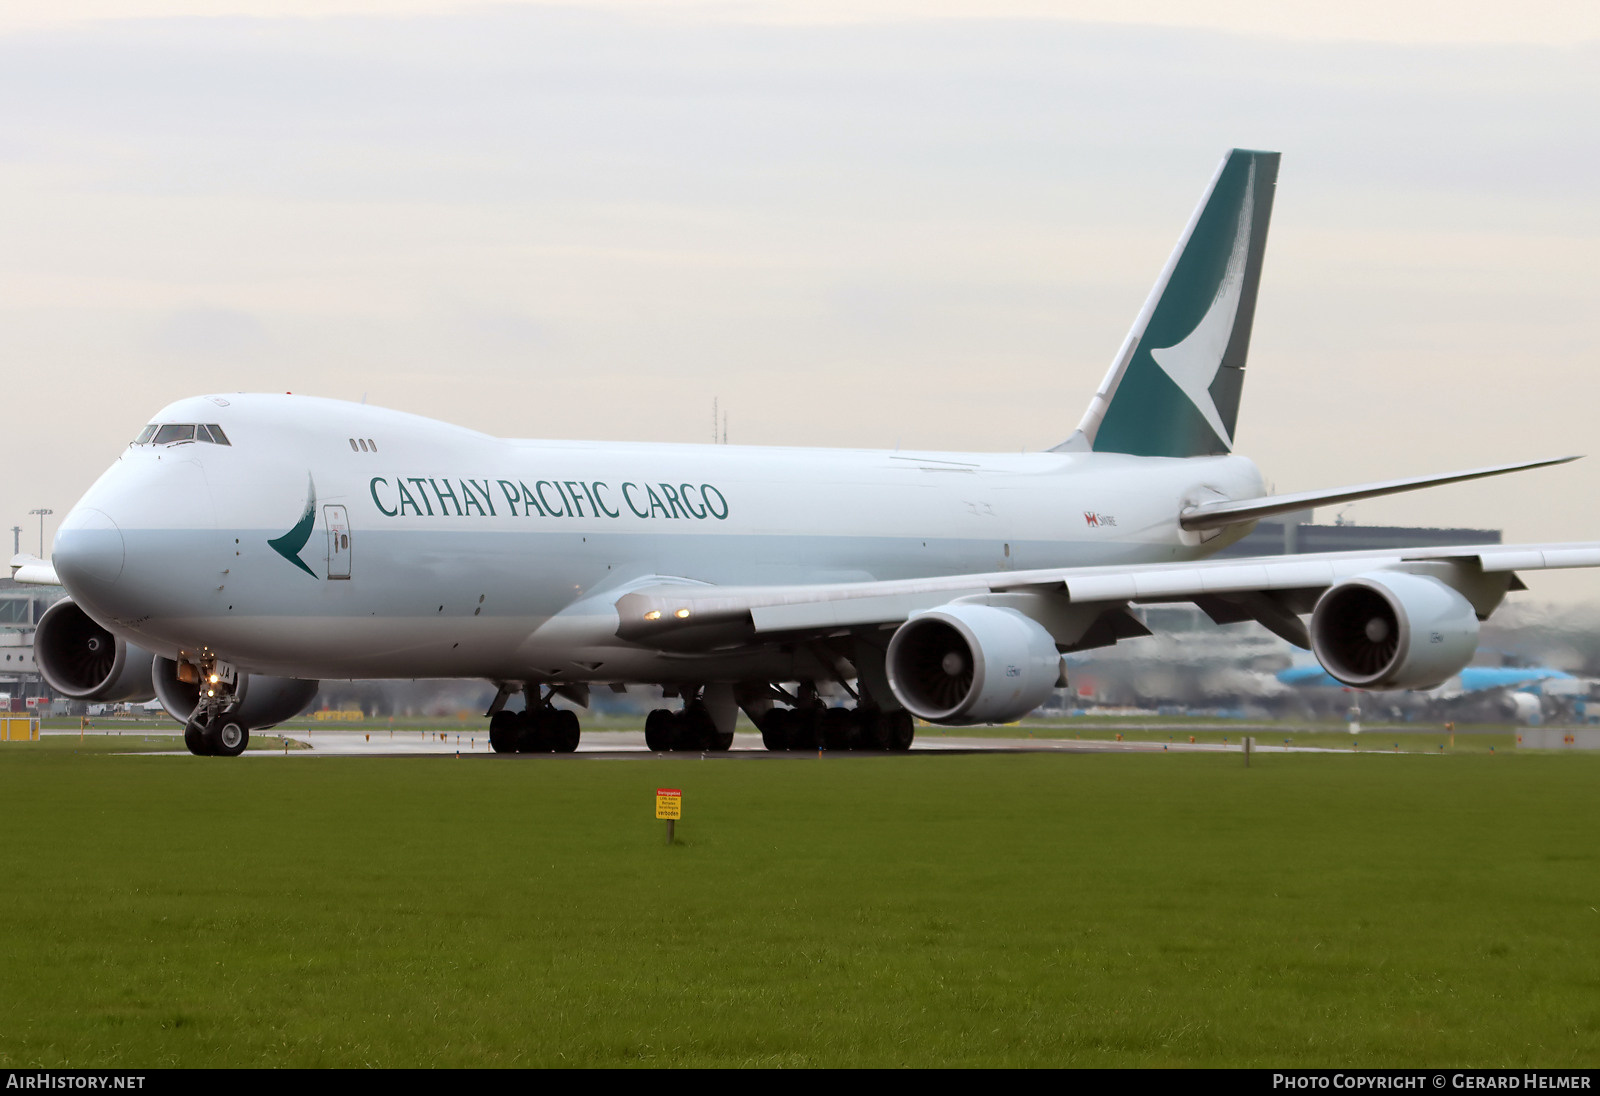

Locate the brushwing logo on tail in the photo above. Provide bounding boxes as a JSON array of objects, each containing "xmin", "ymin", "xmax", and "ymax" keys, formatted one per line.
[
  {"xmin": 1091, "ymin": 150, "xmax": 1276, "ymax": 459},
  {"xmin": 1148, "ymin": 162, "xmax": 1255, "ymax": 449},
  {"xmin": 268, "ymin": 474, "xmax": 319, "ymax": 578}
]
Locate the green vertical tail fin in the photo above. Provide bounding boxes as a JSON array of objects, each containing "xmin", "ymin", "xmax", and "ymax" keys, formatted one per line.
[{"xmin": 1057, "ymin": 149, "xmax": 1279, "ymax": 458}]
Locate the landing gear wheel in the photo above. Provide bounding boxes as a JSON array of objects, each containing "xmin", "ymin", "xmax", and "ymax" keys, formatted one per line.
[
  {"xmin": 822, "ymin": 707, "xmax": 856, "ymax": 751},
  {"xmin": 760, "ymin": 708, "xmax": 792, "ymax": 752},
  {"xmin": 674, "ymin": 706, "xmax": 717, "ymax": 751},
  {"xmin": 489, "ymin": 710, "xmax": 519, "ymax": 754},
  {"xmin": 552, "ymin": 708, "xmax": 581, "ymax": 753},
  {"xmin": 517, "ymin": 709, "xmax": 552, "ymax": 753},
  {"xmin": 787, "ymin": 708, "xmax": 822, "ymax": 751},
  {"xmin": 644, "ymin": 708, "xmax": 674, "ymax": 752},
  {"xmin": 857, "ymin": 709, "xmax": 890, "ymax": 751},
  {"xmin": 886, "ymin": 710, "xmax": 915, "ymax": 751},
  {"xmin": 207, "ymin": 719, "xmax": 250, "ymax": 758},
  {"xmin": 710, "ymin": 728, "xmax": 735, "ymax": 751},
  {"xmin": 184, "ymin": 716, "xmax": 212, "ymax": 756}
]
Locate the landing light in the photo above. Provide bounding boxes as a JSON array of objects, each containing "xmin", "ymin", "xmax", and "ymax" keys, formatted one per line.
[
  {"xmin": 209, "ymin": 674, "xmax": 219, "ymax": 684},
  {"xmin": 644, "ymin": 610, "xmax": 661, "ymax": 621},
  {"xmin": 675, "ymin": 608, "xmax": 692, "ymax": 619}
]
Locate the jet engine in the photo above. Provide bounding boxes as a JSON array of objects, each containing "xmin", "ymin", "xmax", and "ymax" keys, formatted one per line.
[
  {"xmin": 152, "ymin": 656, "xmax": 320, "ymax": 729},
  {"xmin": 1309, "ymin": 572, "xmax": 1479, "ymax": 691},
  {"xmin": 1505, "ymin": 691, "xmax": 1543, "ymax": 725},
  {"xmin": 886, "ymin": 603, "xmax": 1061, "ymax": 724},
  {"xmin": 34, "ymin": 598, "xmax": 156, "ymax": 702}
]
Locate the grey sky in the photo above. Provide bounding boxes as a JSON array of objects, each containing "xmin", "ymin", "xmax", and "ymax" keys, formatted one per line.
[{"xmin": 2, "ymin": 4, "xmax": 1597, "ymax": 600}]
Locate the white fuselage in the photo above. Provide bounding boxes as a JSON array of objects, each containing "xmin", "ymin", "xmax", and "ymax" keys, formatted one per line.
[{"xmin": 53, "ymin": 394, "xmax": 1266, "ymax": 684}]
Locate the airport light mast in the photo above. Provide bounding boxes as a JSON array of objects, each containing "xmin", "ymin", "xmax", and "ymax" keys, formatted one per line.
[{"xmin": 27, "ymin": 509, "xmax": 51, "ymax": 558}]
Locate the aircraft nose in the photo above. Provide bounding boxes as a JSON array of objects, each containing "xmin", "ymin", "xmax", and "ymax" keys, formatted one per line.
[{"xmin": 53, "ymin": 507, "xmax": 126, "ymax": 593}]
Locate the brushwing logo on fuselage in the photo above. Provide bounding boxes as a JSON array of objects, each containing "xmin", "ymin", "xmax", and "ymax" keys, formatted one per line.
[{"xmin": 268, "ymin": 474, "xmax": 319, "ymax": 578}]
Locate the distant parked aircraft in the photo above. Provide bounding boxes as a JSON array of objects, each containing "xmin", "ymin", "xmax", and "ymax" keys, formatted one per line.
[{"xmin": 1278, "ymin": 663, "xmax": 1576, "ymax": 723}]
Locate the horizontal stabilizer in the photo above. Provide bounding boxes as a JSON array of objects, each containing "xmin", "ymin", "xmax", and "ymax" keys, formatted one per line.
[
  {"xmin": 1179, "ymin": 456, "xmax": 1580, "ymax": 532},
  {"xmin": 9, "ymin": 554, "xmax": 60, "ymax": 586}
]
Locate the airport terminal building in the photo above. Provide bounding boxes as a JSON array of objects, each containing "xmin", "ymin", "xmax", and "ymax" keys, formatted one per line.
[{"xmin": 0, "ymin": 575, "xmax": 62, "ymax": 708}]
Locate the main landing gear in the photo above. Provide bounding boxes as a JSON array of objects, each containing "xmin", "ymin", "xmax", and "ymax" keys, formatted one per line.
[
  {"xmin": 488, "ymin": 703, "xmax": 581, "ymax": 754},
  {"xmin": 758, "ymin": 706, "xmax": 914, "ymax": 752},
  {"xmin": 643, "ymin": 701, "xmax": 736, "ymax": 752}
]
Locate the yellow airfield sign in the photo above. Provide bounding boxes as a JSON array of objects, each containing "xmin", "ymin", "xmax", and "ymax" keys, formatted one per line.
[{"xmin": 655, "ymin": 788, "xmax": 682, "ymax": 820}]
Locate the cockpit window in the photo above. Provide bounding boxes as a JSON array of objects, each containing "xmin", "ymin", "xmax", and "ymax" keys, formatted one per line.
[
  {"xmin": 134, "ymin": 423, "xmax": 233, "ymax": 447},
  {"xmin": 153, "ymin": 424, "xmax": 196, "ymax": 444}
]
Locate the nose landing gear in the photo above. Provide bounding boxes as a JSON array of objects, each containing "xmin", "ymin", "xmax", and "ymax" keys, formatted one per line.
[{"xmin": 182, "ymin": 658, "xmax": 251, "ymax": 757}]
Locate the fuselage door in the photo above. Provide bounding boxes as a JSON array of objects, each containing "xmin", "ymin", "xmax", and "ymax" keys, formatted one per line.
[{"xmin": 325, "ymin": 504, "xmax": 351, "ymax": 580}]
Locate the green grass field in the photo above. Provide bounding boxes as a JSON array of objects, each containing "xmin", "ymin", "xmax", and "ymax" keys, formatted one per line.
[
  {"xmin": 946, "ymin": 722, "xmax": 1521, "ymax": 754},
  {"xmin": 1, "ymin": 742, "xmax": 1597, "ymax": 1067}
]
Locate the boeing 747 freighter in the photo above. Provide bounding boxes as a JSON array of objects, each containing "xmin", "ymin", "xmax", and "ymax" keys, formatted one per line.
[{"xmin": 16, "ymin": 149, "xmax": 1598, "ymax": 756}]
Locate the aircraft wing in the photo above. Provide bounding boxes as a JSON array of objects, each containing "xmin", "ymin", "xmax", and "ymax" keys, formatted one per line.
[
  {"xmin": 615, "ymin": 541, "xmax": 1600, "ymax": 653},
  {"xmin": 8, "ymin": 554, "xmax": 60, "ymax": 586}
]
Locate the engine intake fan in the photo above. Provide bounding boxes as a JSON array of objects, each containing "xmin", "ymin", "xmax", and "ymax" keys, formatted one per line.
[
  {"xmin": 1310, "ymin": 572, "xmax": 1480, "ymax": 691},
  {"xmin": 886, "ymin": 603, "xmax": 1061, "ymax": 725},
  {"xmin": 34, "ymin": 598, "xmax": 155, "ymax": 702}
]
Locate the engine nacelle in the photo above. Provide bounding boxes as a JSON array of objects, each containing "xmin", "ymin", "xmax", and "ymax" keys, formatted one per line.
[
  {"xmin": 886, "ymin": 603, "xmax": 1061, "ymax": 724},
  {"xmin": 1310, "ymin": 572, "xmax": 1480, "ymax": 691},
  {"xmin": 1505, "ymin": 691, "xmax": 1543, "ymax": 725},
  {"xmin": 152, "ymin": 656, "xmax": 320, "ymax": 729},
  {"xmin": 34, "ymin": 598, "xmax": 155, "ymax": 702}
]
